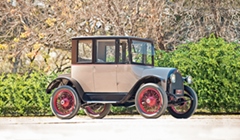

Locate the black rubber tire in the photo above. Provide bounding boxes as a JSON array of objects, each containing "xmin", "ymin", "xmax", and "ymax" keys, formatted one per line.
[
  {"xmin": 84, "ymin": 104, "xmax": 111, "ymax": 119},
  {"xmin": 50, "ymin": 85, "xmax": 80, "ymax": 119},
  {"xmin": 167, "ymin": 85, "xmax": 198, "ymax": 119},
  {"xmin": 135, "ymin": 83, "xmax": 168, "ymax": 119}
]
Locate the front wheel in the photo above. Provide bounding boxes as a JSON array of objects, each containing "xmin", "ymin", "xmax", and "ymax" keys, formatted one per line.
[
  {"xmin": 84, "ymin": 103, "xmax": 111, "ymax": 119},
  {"xmin": 135, "ymin": 83, "xmax": 168, "ymax": 119},
  {"xmin": 50, "ymin": 85, "xmax": 80, "ymax": 119},
  {"xmin": 167, "ymin": 85, "xmax": 198, "ymax": 119}
]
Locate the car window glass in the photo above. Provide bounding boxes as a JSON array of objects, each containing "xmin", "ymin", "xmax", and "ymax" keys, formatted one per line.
[
  {"xmin": 78, "ymin": 40, "xmax": 92, "ymax": 63},
  {"xmin": 131, "ymin": 40, "xmax": 153, "ymax": 65},
  {"xmin": 96, "ymin": 40, "xmax": 115, "ymax": 63}
]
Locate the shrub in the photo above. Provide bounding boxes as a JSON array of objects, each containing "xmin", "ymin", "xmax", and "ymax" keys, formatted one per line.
[{"xmin": 0, "ymin": 72, "xmax": 56, "ymax": 116}]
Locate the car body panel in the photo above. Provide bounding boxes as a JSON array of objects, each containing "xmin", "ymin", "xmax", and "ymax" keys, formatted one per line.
[
  {"xmin": 93, "ymin": 65, "xmax": 117, "ymax": 92},
  {"xmin": 71, "ymin": 63, "xmax": 176, "ymax": 93},
  {"xmin": 71, "ymin": 65, "xmax": 94, "ymax": 92},
  {"xmin": 117, "ymin": 64, "xmax": 152, "ymax": 92},
  {"xmin": 142, "ymin": 67, "xmax": 177, "ymax": 91}
]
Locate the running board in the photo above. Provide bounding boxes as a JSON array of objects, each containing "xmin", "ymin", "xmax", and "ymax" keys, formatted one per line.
[
  {"xmin": 83, "ymin": 92, "xmax": 127, "ymax": 102},
  {"xmin": 86, "ymin": 101, "xmax": 118, "ymax": 104}
]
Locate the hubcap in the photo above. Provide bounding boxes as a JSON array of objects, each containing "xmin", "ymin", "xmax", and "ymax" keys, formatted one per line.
[
  {"xmin": 146, "ymin": 97, "xmax": 156, "ymax": 107},
  {"xmin": 61, "ymin": 98, "xmax": 70, "ymax": 107}
]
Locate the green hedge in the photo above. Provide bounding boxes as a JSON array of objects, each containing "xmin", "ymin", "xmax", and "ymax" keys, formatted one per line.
[
  {"xmin": 155, "ymin": 35, "xmax": 240, "ymax": 113},
  {"xmin": 0, "ymin": 72, "xmax": 54, "ymax": 116}
]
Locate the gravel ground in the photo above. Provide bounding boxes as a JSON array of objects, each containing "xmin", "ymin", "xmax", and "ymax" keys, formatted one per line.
[{"xmin": 0, "ymin": 115, "xmax": 240, "ymax": 140}]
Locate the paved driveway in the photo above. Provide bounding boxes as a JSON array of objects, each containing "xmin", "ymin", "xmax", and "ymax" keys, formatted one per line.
[{"xmin": 0, "ymin": 115, "xmax": 240, "ymax": 140}]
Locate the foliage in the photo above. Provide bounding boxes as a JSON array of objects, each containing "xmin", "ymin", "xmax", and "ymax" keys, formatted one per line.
[
  {"xmin": 0, "ymin": 72, "xmax": 56, "ymax": 116},
  {"xmin": 155, "ymin": 35, "xmax": 240, "ymax": 113}
]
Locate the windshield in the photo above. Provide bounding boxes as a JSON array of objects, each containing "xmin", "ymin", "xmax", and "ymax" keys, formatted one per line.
[{"xmin": 131, "ymin": 40, "xmax": 154, "ymax": 65}]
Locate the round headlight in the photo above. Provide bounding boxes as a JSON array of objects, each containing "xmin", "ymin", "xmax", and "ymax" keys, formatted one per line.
[
  {"xmin": 187, "ymin": 76, "xmax": 193, "ymax": 84},
  {"xmin": 170, "ymin": 74, "xmax": 176, "ymax": 83}
]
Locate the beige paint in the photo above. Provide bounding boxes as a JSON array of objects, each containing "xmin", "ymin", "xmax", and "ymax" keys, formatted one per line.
[
  {"xmin": 71, "ymin": 65, "xmax": 95, "ymax": 92},
  {"xmin": 72, "ymin": 64, "xmax": 154, "ymax": 93},
  {"xmin": 117, "ymin": 65, "xmax": 152, "ymax": 92},
  {"xmin": 93, "ymin": 65, "xmax": 117, "ymax": 92},
  {"xmin": 116, "ymin": 65, "xmax": 137, "ymax": 92}
]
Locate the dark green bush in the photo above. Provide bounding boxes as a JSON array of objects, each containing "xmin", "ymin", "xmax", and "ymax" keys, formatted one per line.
[{"xmin": 155, "ymin": 35, "xmax": 240, "ymax": 113}]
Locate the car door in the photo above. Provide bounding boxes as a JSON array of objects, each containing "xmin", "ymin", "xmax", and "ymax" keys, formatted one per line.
[
  {"xmin": 116, "ymin": 39, "xmax": 137, "ymax": 92},
  {"xmin": 93, "ymin": 39, "xmax": 117, "ymax": 92}
]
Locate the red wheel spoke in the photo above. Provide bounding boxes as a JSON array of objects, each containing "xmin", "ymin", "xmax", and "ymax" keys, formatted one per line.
[
  {"xmin": 138, "ymin": 88, "xmax": 162, "ymax": 114},
  {"xmin": 53, "ymin": 90, "xmax": 75, "ymax": 115}
]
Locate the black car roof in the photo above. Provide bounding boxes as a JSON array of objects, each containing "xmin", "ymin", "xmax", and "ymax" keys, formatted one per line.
[{"xmin": 71, "ymin": 36, "xmax": 153, "ymax": 42}]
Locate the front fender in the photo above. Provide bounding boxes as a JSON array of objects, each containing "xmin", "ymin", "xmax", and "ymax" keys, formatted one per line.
[
  {"xmin": 119, "ymin": 75, "xmax": 165, "ymax": 103},
  {"xmin": 46, "ymin": 74, "xmax": 85, "ymax": 101}
]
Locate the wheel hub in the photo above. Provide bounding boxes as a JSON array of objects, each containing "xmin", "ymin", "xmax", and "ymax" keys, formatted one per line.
[
  {"xmin": 146, "ymin": 96, "xmax": 156, "ymax": 107},
  {"xmin": 61, "ymin": 98, "xmax": 70, "ymax": 107}
]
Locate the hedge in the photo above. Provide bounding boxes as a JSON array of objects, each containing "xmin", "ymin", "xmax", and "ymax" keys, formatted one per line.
[{"xmin": 0, "ymin": 72, "xmax": 54, "ymax": 116}]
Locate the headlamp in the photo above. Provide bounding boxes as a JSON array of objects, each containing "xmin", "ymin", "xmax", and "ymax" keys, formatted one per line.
[
  {"xmin": 170, "ymin": 74, "xmax": 176, "ymax": 83},
  {"xmin": 186, "ymin": 76, "xmax": 193, "ymax": 84}
]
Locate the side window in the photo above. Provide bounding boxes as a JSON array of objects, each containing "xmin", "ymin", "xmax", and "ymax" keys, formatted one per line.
[
  {"xmin": 96, "ymin": 40, "xmax": 115, "ymax": 63},
  {"xmin": 119, "ymin": 40, "xmax": 129, "ymax": 63},
  {"xmin": 131, "ymin": 41, "xmax": 143, "ymax": 63},
  {"xmin": 78, "ymin": 40, "xmax": 92, "ymax": 63},
  {"xmin": 131, "ymin": 40, "xmax": 153, "ymax": 65}
]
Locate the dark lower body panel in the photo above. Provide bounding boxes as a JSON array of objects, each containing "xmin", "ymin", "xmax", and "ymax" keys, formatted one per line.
[{"xmin": 83, "ymin": 92, "xmax": 128, "ymax": 103}]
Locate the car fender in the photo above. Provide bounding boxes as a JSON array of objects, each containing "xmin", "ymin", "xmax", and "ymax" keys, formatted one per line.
[
  {"xmin": 46, "ymin": 74, "xmax": 85, "ymax": 101},
  {"xmin": 119, "ymin": 75, "xmax": 165, "ymax": 103},
  {"xmin": 138, "ymin": 75, "xmax": 166, "ymax": 90},
  {"xmin": 142, "ymin": 67, "xmax": 177, "ymax": 80}
]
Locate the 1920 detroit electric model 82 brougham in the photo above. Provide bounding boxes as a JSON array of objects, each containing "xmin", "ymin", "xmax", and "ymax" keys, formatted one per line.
[{"xmin": 46, "ymin": 36, "xmax": 198, "ymax": 119}]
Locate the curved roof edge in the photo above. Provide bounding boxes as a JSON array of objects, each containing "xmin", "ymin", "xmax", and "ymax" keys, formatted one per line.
[{"xmin": 71, "ymin": 36, "xmax": 153, "ymax": 42}]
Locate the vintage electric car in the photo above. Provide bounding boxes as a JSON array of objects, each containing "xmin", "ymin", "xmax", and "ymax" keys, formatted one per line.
[{"xmin": 46, "ymin": 36, "xmax": 198, "ymax": 119}]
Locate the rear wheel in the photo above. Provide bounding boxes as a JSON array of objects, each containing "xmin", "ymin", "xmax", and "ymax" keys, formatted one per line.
[
  {"xmin": 135, "ymin": 83, "xmax": 168, "ymax": 119},
  {"xmin": 167, "ymin": 85, "xmax": 198, "ymax": 119},
  {"xmin": 84, "ymin": 103, "xmax": 111, "ymax": 119},
  {"xmin": 50, "ymin": 85, "xmax": 80, "ymax": 119}
]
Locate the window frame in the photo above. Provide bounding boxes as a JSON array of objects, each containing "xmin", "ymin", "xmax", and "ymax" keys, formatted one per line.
[
  {"xmin": 95, "ymin": 39, "xmax": 117, "ymax": 64},
  {"xmin": 77, "ymin": 39, "xmax": 93, "ymax": 64},
  {"xmin": 130, "ymin": 39, "xmax": 154, "ymax": 66},
  {"xmin": 118, "ymin": 39, "xmax": 130, "ymax": 64}
]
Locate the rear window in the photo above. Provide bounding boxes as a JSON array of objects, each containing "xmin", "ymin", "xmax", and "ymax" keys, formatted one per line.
[{"xmin": 78, "ymin": 40, "xmax": 92, "ymax": 63}]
